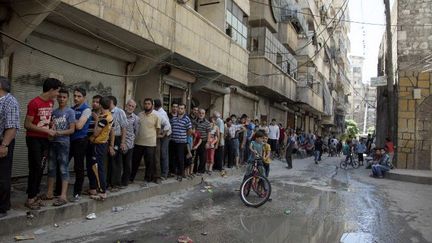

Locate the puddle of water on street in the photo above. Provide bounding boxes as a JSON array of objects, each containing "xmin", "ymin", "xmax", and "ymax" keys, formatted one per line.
[
  {"xmin": 340, "ymin": 232, "xmax": 374, "ymax": 243},
  {"xmin": 84, "ymin": 174, "xmax": 380, "ymax": 243}
]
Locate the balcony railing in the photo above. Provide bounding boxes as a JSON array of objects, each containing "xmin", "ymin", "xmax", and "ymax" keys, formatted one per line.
[
  {"xmin": 249, "ymin": 56, "xmax": 297, "ymax": 101},
  {"xmin": 297, "ymin": 86, "xmax": 324, "ymax": 113}
]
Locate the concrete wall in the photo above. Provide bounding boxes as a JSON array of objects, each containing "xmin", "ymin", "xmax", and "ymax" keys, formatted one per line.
[
  {"xmin": 197, "ymin": 0, "xmax": 226, "ymax": 32},
  {"xmin": 62, "ymin": 0, "xmax": 249, "ymax": 86},
  {"xmin": 134, "ymin": 69, "xmax": 161, "ymax": 111},
  {"xmin": 233, "ymin": 0, "xmax": 250, "ymax": 16}
]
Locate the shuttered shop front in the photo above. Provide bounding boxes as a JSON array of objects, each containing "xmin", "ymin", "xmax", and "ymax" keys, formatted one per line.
[
  {"xmin": 230, "ymin": 94, "xmax": 254, "ymax": 119},
  {"xmin": 10, "ymin": 33, "xmax": 126, "ymax": 177},
  {"xmin": 269, "ymin": 106, "xmax": 287, "ymax": 127}
]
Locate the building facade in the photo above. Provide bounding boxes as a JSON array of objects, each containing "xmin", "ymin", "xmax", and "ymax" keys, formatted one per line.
[
  {"xmin": 349, "ymin": 55, "xmax": 366, "ymax": 131},
  {"xmin": 0, "ymin": 0, "xmax": 352, "ymax": 177},
  {"xmin": 378, "ymin": 0, "xmax": 432, "ymax": 170}
]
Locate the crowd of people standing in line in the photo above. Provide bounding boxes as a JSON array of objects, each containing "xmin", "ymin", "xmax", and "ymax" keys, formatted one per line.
[
  {"xmin": 0, "ymin": 75, "xmax": 392, "ymax": 218},
  {"xmin": 0, "ymin": 76, "xmax": 296, "ymax": 216}
]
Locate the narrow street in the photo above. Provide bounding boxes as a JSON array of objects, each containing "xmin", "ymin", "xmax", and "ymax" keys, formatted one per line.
[{"xmin": 5, "ymin": 156, "xmax": 431, "ymax": 243}]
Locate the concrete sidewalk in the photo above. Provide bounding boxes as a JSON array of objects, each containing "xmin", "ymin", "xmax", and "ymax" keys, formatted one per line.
[
  {"xmin": 386, "ymin": 169, "xmax": 432, "ymax": 185},
  {"xmin": 0, "ymin": 168, "xmax": 244, "ymax": 237}
]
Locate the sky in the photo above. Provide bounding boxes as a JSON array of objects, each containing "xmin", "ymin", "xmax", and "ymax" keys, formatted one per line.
[{"xmin": 348, "ymin": 0, "xmax": 394, "ymax": 83}]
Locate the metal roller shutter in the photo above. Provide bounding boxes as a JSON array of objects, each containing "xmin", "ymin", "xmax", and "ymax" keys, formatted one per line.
[
  {"xmin": 230, "ymin": 94, "xmax": 254, "ymax": 118},
  {"xmin": 10, "ymin": 34, "xmax": 126, "ymax": 177},
  {"xmin": 269, "ymin": 106, "xmax": 286, "ymax": 127}
]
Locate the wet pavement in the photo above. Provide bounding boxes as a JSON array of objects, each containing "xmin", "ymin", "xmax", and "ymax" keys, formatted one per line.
[{"xmin": 2, "ymin": 155, "xmax": 431, "ymax": 243}]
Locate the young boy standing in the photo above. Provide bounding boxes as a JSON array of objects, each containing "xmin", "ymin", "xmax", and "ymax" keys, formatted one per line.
[
  {"xmin": 262, "ymin": 135, "xmax": 271, "ymax": 177},
  {"xmin": 186, "ymin": 125, "xmax": 201, "ymax": 178},
  {"xmin": 88, "ymin": 97, "xmax": 113, "ymax": 200},
  {"xmin": 244, "ymin": 130, "xmax": 266, "ymax": 179},
  {"xmin": 44, "ymin": 89, "xmax": 76, "ymax": 206}
]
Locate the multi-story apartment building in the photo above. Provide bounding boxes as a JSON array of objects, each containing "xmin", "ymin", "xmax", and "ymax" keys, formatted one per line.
[
  {"xmin": 0, "ymin": 0, "xmax": 352, "ymax": 177},
  {"xmin": 350, "ymin": 55, "xmax": 366, "ymax": 131}
]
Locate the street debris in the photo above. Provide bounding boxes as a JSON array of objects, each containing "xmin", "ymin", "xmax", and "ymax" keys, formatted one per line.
[
  {"xmin": 177, "ymin": 235, "xmax": 193, "ymax": 243},
  {"xmin": 201, "ymin": 232, "xmax": 208, "ymax": 236},
  {"xmin": 86, "ymin": 213, "xmax": 97, "ymax": 220},
  {"xmin": 33, "ymin": 229, "xmax": 46, "ymax": 235},
  {"xmin": 201, "ymin": 185, "xmax": 214, "ymax": 193},
  {"xmin": 54, "ymin": 223, "xmax": 59, "ymax": 228},
  {"xmin": 284, "ymin": 209, "xmax": 291, "ymax": 215},
  {"xmin": 112, "ymin": 206, "xmax": 124, "ymax": 213},
  {"xmin": 26, "ymin": 211, "xmax": 34, "ymax": 219},
  {"xmin": 14, "ymin": 235, "xmax": 35, "ymax": 241}
]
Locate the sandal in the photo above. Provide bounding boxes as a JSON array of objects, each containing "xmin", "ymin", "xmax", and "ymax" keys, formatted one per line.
[
  {"xmin": 34, "ymin": 198, "xmax": 46, "ymax": 207},
  {"xmin": 53, "ymin": 198, "xmax": 68, "ymax": 207},
  {"xmin": 38, "ymin": 193, "xmax": 54, "ymax": 201},
  {"xmin": 90, "ymin": 193, "xmax": 107, "ymax": 201},
  {"xmin": 24, "ymin": 201, "xmax": 41, "ymax": 210}
]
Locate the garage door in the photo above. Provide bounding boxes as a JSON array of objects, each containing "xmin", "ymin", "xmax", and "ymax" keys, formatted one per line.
[{"xmin": 10, "ymin": 33, "xmax": 126, "ymax": 177}]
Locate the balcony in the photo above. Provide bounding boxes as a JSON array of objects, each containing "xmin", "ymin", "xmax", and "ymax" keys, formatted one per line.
[
  {"xmin": 249, "ymin": 0, "xmax": 278, "ymax": 33},
  {"xmin": 63, "ymin": 0, "xmax": 249, "ymax": 85},
  {"xmin": 280, "ymin": 0, "xmax": 308, "ymax": 33},
  {"xmin": 297, "ymin": 86, "xmax": 324, "ymax": 113},
  {"xmin": 248, "ymin": 56, "xmax": 297, "ymax": 101},
  {"xmin": 278, "ymin": 23, "xmax": 299, "ymax": 52}
]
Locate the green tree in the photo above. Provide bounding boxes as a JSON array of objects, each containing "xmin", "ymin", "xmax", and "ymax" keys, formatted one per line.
[
  {"xmin": 367, "ymin": 126, "xmax": 376, "ymax": 135},
  {"xmin": 345, "ymin": 119, "xmax": 359, "ymax": 139}
]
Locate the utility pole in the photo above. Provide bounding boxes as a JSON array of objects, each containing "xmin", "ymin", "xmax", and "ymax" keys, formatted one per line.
[{"xmin": 384, "ymin": 0, "xmax": 395, "ymax": 143}]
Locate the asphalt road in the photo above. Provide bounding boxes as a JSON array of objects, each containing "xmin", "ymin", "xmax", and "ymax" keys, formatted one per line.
[{"xmin": 5, "ymin": 155, "xmax": 432, "ymax": 243}]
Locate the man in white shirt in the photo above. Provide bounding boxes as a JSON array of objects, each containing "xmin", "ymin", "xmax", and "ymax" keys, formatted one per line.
[
  {"xmin": 268, "ymin": 119, "xmax": 280, "ymax": 156},
  {"xmin": 213, "ymin": 111, "xmax": 225, "ymax": 171},
  {"xmin": 153, "ymin": 99, "xmax": 172, "ymax": 180}
]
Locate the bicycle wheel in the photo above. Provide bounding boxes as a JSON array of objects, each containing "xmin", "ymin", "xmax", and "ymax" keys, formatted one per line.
[
  {"xmin": 340, "ymin": 160, "xmax": 348, "ymax": 170},
  {"xmin": 240, "ymin": 175, "xmax": 271, "ymax": 207},
  {"xmin": 352, "ymin": 160, "xmax": 359, "ymax": 169}
]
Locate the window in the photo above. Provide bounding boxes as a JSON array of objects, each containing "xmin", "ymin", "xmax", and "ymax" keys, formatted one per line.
[
  {"xmin": 226, "ymin": 0, "xmax": 248, "ymax": 49},
  {"xmin": 251, "ymin": 38, "xmax": 259, "ymax": 51},
  {"xmin": 277, "ymin": 53, "xmax": 283, "ymax": 68}
]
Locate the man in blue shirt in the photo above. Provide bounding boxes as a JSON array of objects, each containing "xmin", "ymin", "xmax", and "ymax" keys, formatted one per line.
[
  {"xmin": 356, "ymin": 139, "xmax": 367, "ymax": 166},
  {"xmin": 69, "ymin": 87, "xmax": 92, "ymax": 202}
]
